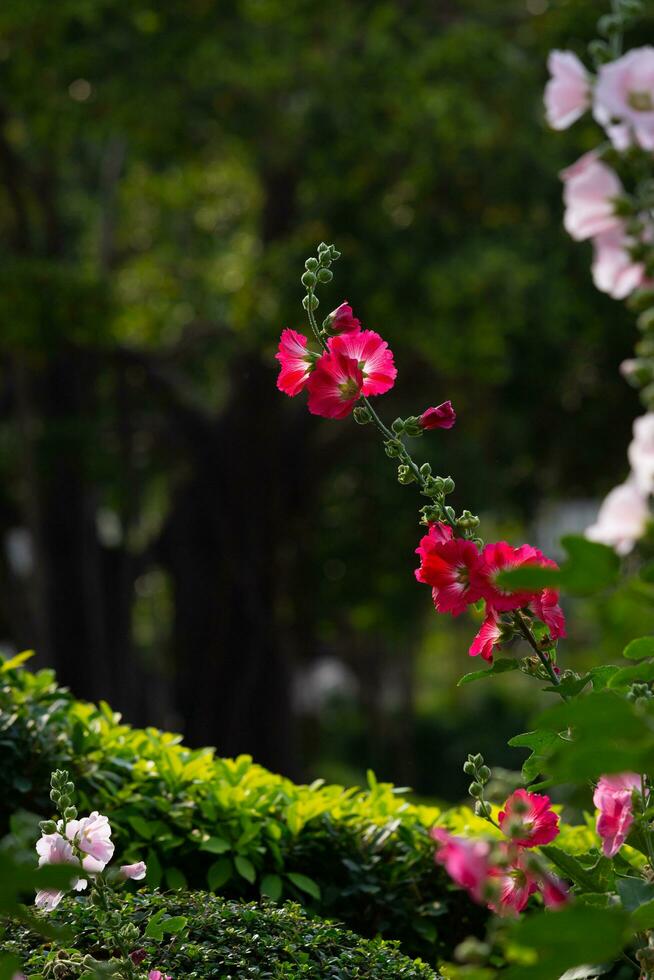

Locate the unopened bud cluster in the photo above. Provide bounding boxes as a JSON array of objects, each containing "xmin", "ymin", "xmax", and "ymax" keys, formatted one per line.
[
  {"xmin": 40, "ymin": 769, "xmax": 77, "ymax": 832},
  {"xmin": 301, "ymin": 243, "xmax": 341, "ymax": 313},
  {"xmin": 463, "ymin": 753, "xmax": 491, "ymax": 810}
]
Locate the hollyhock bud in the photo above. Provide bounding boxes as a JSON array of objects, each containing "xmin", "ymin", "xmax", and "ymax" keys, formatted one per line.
[
  {"xmin": 593, "ymin": 773, "xmax": 641, "ymax": 857},
  {"xmin": 560, "ymin": 152, "xmax": 623, "ymax": 242},
  {"xmin": 276, "ymin": 329, "xmax": 318, "ymax": 397},
  {"xmin": 306, "ymin": 351, "xmax": 364, "ymax": 420},
  {"xmin": 323, "ymin": 301, "xmax": 361, "ymax": 335},
  {"xmin": 592, "ymin": 229, "xmax": 646, "ymax": 300},
  {"xmin": 586, "ymin": 481, "xmax": 650, "ymax": 555},
  {"xmin": 418, "ymin": 401, "xmax": 456, "ymax": 431},
  {"xmin": 415, "ymin": 525, "xmax": 483, "ymax": 616},
  {"xmin": 120, "ymin": 861, "xmax": 147, "ymax": 881},
  {"xmin": 327, "ymin": 330, "xmax": 397, "ymax": 396},
  {"xmin": 65, "ymin": 811, "xmax": 114, "ymax": 874},
  {"xmin": 498, "ymin": 789, "xmax": 560, "ymax": 847},
  {"xmin": 544, "ymin": 50, "xmax": 591, "ymax": 130},
  {"xmin": 430, "ymin": 828, "xmax": 494, "ymax": 904},
  {"xmin": 594, "ymin": 47, "xmax": 654, "ymax": 150}
]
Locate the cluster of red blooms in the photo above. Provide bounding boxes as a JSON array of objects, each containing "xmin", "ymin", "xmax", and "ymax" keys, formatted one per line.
[
  {"xmin": 415, "ymin": 523, "xmax": 566, "ymax": 663},
  {"xmin": 276, "ymin": 302, "xmax": 456, "ymax": 427},
  {"xmin": 432, "ymin": 789, "xmax": 567, "ymax": 916}
]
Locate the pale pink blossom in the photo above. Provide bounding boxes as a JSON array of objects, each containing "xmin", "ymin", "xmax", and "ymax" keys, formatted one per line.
[
  {"xmin": 586, "ymin": 481, "xmax": 650, "ymax": 555},
  {"xmin": 65, "ymin": 811, "xmax": 114, "ymax": 873},
  {"xmin": 120, "ymin": 861, "xmax": 147, "ymax": 881},
  {"xmin": 544, "ymin": 50, "xmax": 590, "ymax": 130},
  {"xmin": 560, "ymin": 152, "xmax": 623, "ymax": 241},
  {"xmin": 628, "ymin": 413, "xmax": 654, "ymax": 496},
  {"xmin": 35, "ymin": 832, "xmax": 86, "ymax": 910},
  {"xmin": 592, "ymin": 228, "xmax": 645, "ymax": 300},
  {"xmin": 594, "ymin": 47, "xmax": 654, "ymax": 150},
  {"xmin": 594, "ymin": 773, "xmax": 641, "ymax": 857},
  {"xmin": 148, "ymin": 972, "xmax": 172, "ymax": 980}
]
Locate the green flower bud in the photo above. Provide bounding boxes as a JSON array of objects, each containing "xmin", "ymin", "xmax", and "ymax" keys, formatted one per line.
[
  {"xmin": 317, "ymin": 242, "xmax": 328, "ymax": 252},
  {"xmin": 384, "ymin": 440, "xmax": 402, "ymax": 458},
  {"xmin": 353, "ymin": 406, "xmax": 372, "ymax": 425},
  {"xmin": 462, "ymin": 760, "xmax": 476, "ymax": 776},
  {"xmin": 473, "ymin": 800, "xmax": 484, "ymax": 817},
  {"xmin": 64, "ymin": 806, "xmax": 77, "ymax": 821},
  {"xmin": 305, "ymin": 257, "xmax": 319, "ymax": 271},
  {"xmin": 420, "ymin": 462, "xmax": 432, "ymax": 477},
  {"xmin": 39, "ymin": 819, "xmax": 58, "ymax": 834},
  {"xmin": 398, "ymin": 464, "xmax": 416, "ymax": 485},
  {"xmin": 301, "ymin": 270, "xmax": 317, "ymax": 288},
  {"xmin": 441, "ymin": 477, "xmax": 455, "ymax": 495},
  {"xmin": 468, "ymin": 782, "xmax": 483, "ymax": 799},
  {"xmin": 302, "ymin": 294, "xmax": 319, "ymax": 312},
  {"xmin": 472, "ymin": 753, "xmax": 484, "ymax": 766},
  {"xmin": 478, "ymin": 765, "xmax": 491, "ymax": 783},
  {"xmin": 391, "ymin": 418, "xmax": 405, "ymax": 434},
  {"xmin": 317, "ymin": 268, "xmax": 333, "ymax": 283}
]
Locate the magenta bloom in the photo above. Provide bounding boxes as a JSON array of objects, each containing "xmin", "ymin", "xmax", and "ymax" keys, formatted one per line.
[
  {"xmin": 544, "ymin": 50, "xmax": 590, "ymax": 130},
  {"xmin": 419, "ymin": 401, "xmax": 456, "ymax": 431},
  {"xmin": 541, "ymin": 872, "xmax": 569, "ymax": 908},
  {"xmin": 469, "ymin": 610, "xmax": 502, "ymax": 663},
  {"xmin": 120, "ymin": 861, "xmax": 147, "ymax": 881},
  {"xmin": 593, "ymin": 773, "xmax": 641, "ymax": 857},
  {"xmin": 276, "ymin": 329, "xmax": 316, "ymax": 396},
  {"xmin": 594, "ymin": 47, "xmax": 654, "ymax": 150},
  {"xmin": 415, "ymin": 531, "xmax": 483, "ymax": 616},
  {"xmin": 470, "ymin": 542, "xmax": 552, "ymax": 613},
  {"xmin": 306, "ymin": 351, "xmax": 364, "ymax": 420},
  {"xmin": 498, "ymin": 789, "xmax": 560, "ymax": 847},
  {"xmin": 488, "ymin": 848, "xmax": 538, "ymax": 916},
  {"xmin": 431, "ymin": 828, "xmax": 493, "ymax": 904},
  {"xmin": 148, "ymin": 973, "xmax": 172, "ymax": 980},
  {"xmin": 328, "ymin": 330, "xmax": 397, "ymax": 396},
  {"xmin": 592, "ymin": 228, "xmax": 646, "ymax": 300},
  {"xmin": 325, "ymin": 301, "xmax": 361, "ymax": 335},
  {"xmin": 560, "ymin": 152, "xmax": 623, "ymax": 242},
  {"xmin": 530, "ymin": 588, "xmax": 566, "ymax": 641},
  {"xmin": 65, "ymin": 811, "xmax": 114, "ymax": 874}
]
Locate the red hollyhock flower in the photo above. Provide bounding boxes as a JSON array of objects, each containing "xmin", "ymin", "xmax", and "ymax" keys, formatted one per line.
[
  {"xmin": 498, "ymin": 789, "xmax": 560, "ymax": 847},
  {"xmin": 488, "ymin": 847, "xmax": 538, "ymax": 916},
  {"xmin": 276, "ymin": 329, "xmax": 316, "ymax": 396},
  {"xmin": 469, "ymin": 609, "xmax": 502, "ymax": 662},
  {"xmin": 306, "ymin": 351, "xmax": 364, "ymax": 420},
  {"xmin": 415, "ymin": 528, "xmax": 483, "ymax": 616},
  {"xmin": 470, "ymin": 542, "xmax": 556, "ymax": 613},
  {"xmin": 325, "ymin": 301, "xmax": 361, "ymax": 335},
  {"xmin": 419, "ymin": 401, "xmax": 456, "ymax": 430},
  {"xmin": 530, "ymin": 588, "xmax": 566, "ymax": 640},
  {"xmin": 328, "ymin": 330, "xmax": 397, "ymax": 396}
]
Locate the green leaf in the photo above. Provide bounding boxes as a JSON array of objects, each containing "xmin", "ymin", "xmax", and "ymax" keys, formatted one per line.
[
  {"xmin": 608, "ymin": 662, "xmax": 654, "ymax": 688},
  {"xmin": 588, "ymin": 665, "xmax": 621, "ymax": 690},
  {"xmin": 144, "ymin": 909, "xmax": 188, "ymax": 940},
  {"xmin": 502, "ymin": 906, "xmax": 629, "ymax": 980},
  {"xmin": 234, "ymin": 855, "xmax": 256, "ymax": 883},
  {"xmin": 540, "ymin": 846, "xmax": 613, "ymax": 894},
  {"xmin": 497, "ymin": 536, "xmax": 619, "ymax": 597},
  {"xmin": 543, "ymin": 674, "xmax": 590, "ymax": 697},
  {"xmin": 616, "ymin": 875, "xmax": 654, "ymax": 912},
  {"xmin": 631, "ymin": 898, "xmax": 654, "ymax": 930},
  {"xmin": 207, "ymin": 857, "xmax": 232, "ymax": 891},
  {"xmin": 508, "ymin": 730, "xmax": 561, "ymax": 783},
  {"xmin": 128, "ymin": 815, "xmax": 153, "ymax": 839},
  {"xmin": 623, "ymin": 636, "xmax": 654, "ymax": 660},
  {"xmin": 199, "ymin": 836, "xmax": 230, "ymax": 854},
  {"xmin": 165, "ymin": 866, "xmax": 187, "ymax": 890},
  {"xmin": 287, "ymin": 872, "xmax": 321, "ymax": 900},
  {"xmin": 458, "ymin": 658, "xmax": 519, "ymax": 686},
  {"xmin": 0, "ymin": 650, "xmax": 34, "ymax": 673},
  {"xmin": 260, "ymin": 873, "xmax": 283, "ymax": 901},
  {"xmin": 145, "ymin": 849, "xmax": 162, "ymax": 888}
]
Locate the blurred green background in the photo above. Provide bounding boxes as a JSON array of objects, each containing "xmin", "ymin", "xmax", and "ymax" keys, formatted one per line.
[{"xmin": 0, "ymin": 0, "xmax": 651, "ymax": 801}]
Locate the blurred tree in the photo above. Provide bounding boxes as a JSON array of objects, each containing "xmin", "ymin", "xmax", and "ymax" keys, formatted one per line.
[{"xmin": 0, "ymin": 0, "xmax": 650, "ymax": 777}]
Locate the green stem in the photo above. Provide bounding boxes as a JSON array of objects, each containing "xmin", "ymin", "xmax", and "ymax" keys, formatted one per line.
[{"xmin": 514, "ymin": 609, "xmax": 564, "ymax": 695}]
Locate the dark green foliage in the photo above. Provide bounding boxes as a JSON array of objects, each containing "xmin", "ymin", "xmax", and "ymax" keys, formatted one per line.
[
  {"xmin": 1, "ymin": 890, "xmax": 442, "ymax": 979},
  {"xmin": 0, "ymin": 662, "xmax": 486, "ymax": 962}
]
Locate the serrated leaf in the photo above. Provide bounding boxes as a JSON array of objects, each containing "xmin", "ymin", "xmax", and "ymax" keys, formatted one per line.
[
  {"xmin": 287, "ymin": 872, "xmax": 321, "ymax": 899},
  {"xmin": 616, "ymin": 875, "xmax": 654, "ymax": 912},
  {"xmin": 508, "ymin": 730, "xmax": 560, "ymax": 782},
  {"xmin": 623, "ymin": 637, "xmax": 654, "ymax": 660},
  {"xmin": 458, "ymin": 658, "xmax": 519, "ymax": 686},
  {"xmin": 541, "ymin": 846, "xmax": 613, "ymax": 893}
]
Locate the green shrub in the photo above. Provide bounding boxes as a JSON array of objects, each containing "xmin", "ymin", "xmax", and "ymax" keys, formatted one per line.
[
  {"xmin": 0, "ymin": 659, "xmax": 485, "ymax": 962},
  {"xmin": 1, "ymin": 890, "xmax": 442, "ymax": 979}
]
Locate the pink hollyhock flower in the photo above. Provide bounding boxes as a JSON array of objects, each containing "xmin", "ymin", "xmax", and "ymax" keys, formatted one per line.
[
  {"xmin": 628, "ymin": 413, "xmax": 654, "ymax": 497},
  {"xmin": 419, "ymin": 401, "xmax": 456, "ymax": 431},
  {"xmin": 540, "ymin": 872, "xmax": 569, "ymax": 908},
  {"xmin": 431, "ymin": 828, "xmax": 493, "ymax": 904},
  {"xmin": 470, "ymin": 542, "xmax": 554, "ymax": 613},
  {"xmin": 594, "ymin": 47, "xmax": 654, "ymax": 150},
  {"xmin": 592, "ymin": 228, "xmax": 646, "ymax": 300},
  {"xmin": 120, "ymin": 861, "xmax": 147, "ymax": 880},
  {"xmin": 586, "ymin": 481, "xmax": 650, "ymax": 555},
  {"xmin": 593, "ymin": 773, "xmax": 641, "ymax": 857},
  {"xmin": 65, "ymin": 811, "xmax": 114, "ymax": 874},
  {"xmin": 498, "ymin": 789, "xmax": 560, "ymax": 847},
  {"xmin": 415, "ymin": 532, "xmax": 483, "ymax": 616},
  {"xmin": 148, "ymin": 973, "xmax": 172, "ymax": 980},
  {"xmin": 530, "ymin": 588, "xmax": 566, "ymax": 641},
  {"xmin": 469, "ymin": 609, "xmax": 503, "ymax": 663},
  {"xmin": 35, "ymin": 832, "xmax": 87, "ymax": 910},
  {"xmin": 306, "ymin": 351, "xmax": 364, "ymax": 420},
  {"xmin": 328, "ymin": 330, "xmax": 397, "ymax": 396},
  {"xmin": 544, "ymin": 50, "xmax": 591, "ymax": 130},
  {"xmin": 276, "ymin": 329, "xmax": 317, "ymax": 396},
  {"xmin": 560, "ymin": 152, "xmax": 623, "ymax": 241},
  {"xmin": 488, "ymin": 849, "xmax": 538, "ymax": 916},
  {"xmin": 325, "ymin": 301, "xmax": 361, "ymax": 335}
]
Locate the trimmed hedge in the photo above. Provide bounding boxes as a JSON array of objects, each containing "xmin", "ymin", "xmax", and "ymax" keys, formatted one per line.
[
  {"xmin": 1, "ymin": 890, "xmax": 442, "ymax": 979},
  {"xmin": 0, "ymin": 658, "xmax": 485, "ymax": 961}
]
